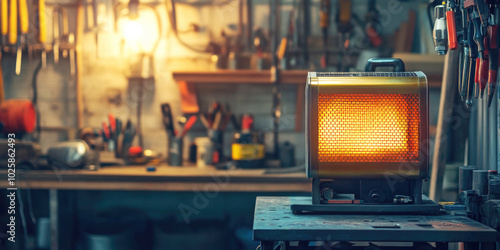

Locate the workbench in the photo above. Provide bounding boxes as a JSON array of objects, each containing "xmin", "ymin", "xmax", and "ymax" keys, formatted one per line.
[
  {"xmin": 0, "ymin": 165, "xmax": 310, "ymax": 192},
  {"xmin": 253, "ymin": 197, "xmax": 498, "ymax": 250},
  {"xmin": 0, "ymin": 166, "xmax": 310, "ymax": 250}
]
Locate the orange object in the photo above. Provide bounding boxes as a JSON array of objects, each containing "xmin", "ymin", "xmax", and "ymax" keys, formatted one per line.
[
  {"xmin": 479, "ymin": 58, "xmax": 489, "ymax": 97},
  {"xmin": 128, "ymin": 146, "xmax": 143, "ymax": 157},
  {"xmin": 475, "ymin": 58, "xmax": 481, "ymax": 85},
  {"xmin": 0, "ymin": 99, "xmax": 36, "ymax": 134},
  {"xmin": 446, "ymin": 11, "xmax": 457, "ymax": 50},
  {"xmin": 366, "ymin": 26, "xmax": 382, "ymax": 47},
  {"xmin": 178, "ymin": 81, "xmax": 199, "ymax": 114},
  {"xmin": 318, "ymin": 93, "xmax": 420, "ymax": 163},
  {"xmin": 179, "ymin": 115, "xmax": 197, "ymax": 138}
]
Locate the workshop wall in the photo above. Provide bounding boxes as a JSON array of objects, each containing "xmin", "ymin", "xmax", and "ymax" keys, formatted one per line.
[{"xmin": 2, "ymin": 0, "xmax": 429, "ymax": 163}]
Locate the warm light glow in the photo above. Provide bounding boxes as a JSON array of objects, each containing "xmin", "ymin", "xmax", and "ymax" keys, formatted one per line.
[
  {"xmin": 122, "ymin": 19, "xmax": 143, "ymax": 41},
  {"xmin": 318, "ymin": 93, "xmax": 420, "ymax": 162},
  {"xmin": 118, "ymin": 9, "xmax": 160, "ymax": 53}
]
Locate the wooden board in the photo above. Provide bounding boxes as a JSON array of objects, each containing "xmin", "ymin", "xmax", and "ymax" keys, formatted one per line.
[{"xmin": 172, "ymin": 70, "xmax": 309, "ymax": 85}]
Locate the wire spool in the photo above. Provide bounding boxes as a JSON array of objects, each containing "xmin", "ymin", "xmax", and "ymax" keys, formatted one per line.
[{"xmin": 0, "ymin": 99, "xmax": 36, "ymax": 134}]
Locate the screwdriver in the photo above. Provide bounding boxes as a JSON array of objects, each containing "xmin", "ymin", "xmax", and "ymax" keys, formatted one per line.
[
  {"xmin": 466, "ymin": 19, "xmax": 477, "ymax": 109},
  {"xmin": 8, "ymin": 0, "xmax": 17, "ymax": 46},
  {"xmin": 487, "ymin": 5, "xmax": 499, "ymax": 107},
  {"xmin": 16, "ymin": 0, "xmax": 29, "ymax": 75},
  {"xmin": 446, "ymin": 0, "xmax": 458, "ymax": 50},
  {"xmin": 1, "ymin": 0, "xmax": 7, "ymax": 45},
  {"xmin": 38, "ymin": 0, "xmax": 47, "ymax": 68},
  {"xmin": 478, "ymin": 37, "xmax": 489, "ymax": 98},
  {"xmin": 470, "ymin": 9, "xmax": 487, "ymax": 98}
]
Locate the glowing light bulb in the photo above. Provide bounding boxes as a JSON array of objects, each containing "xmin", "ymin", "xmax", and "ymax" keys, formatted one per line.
[{"xmin": 122, "ymin": 19, "xmax": 142, "ymax": 42}]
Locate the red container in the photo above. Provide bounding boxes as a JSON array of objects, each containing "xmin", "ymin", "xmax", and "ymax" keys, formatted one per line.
[{"xmin": 0, "ymin": 99, "xmax": 36, "ymax": 134}]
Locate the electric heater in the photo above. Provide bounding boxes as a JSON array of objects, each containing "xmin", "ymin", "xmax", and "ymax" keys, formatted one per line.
[{"xmin": 292, "ymin": 58, "xmax": 440, "ymax": 214}]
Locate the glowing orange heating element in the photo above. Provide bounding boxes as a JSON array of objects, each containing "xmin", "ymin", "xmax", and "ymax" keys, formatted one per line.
[{"xmin": 318, "ymin": 93, "xmax": 420, "ymax": 163}]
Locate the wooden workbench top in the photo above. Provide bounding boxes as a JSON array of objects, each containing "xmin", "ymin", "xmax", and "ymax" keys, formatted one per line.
[{"xmin": 0, "ymin": 166, "xmax": 311, "ymax": 192}]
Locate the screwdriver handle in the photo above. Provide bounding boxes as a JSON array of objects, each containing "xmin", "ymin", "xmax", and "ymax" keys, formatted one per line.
[
  {"xmin": 1, "ymin": 0, "xmax": 7, "ymax": 37},
  {"xmin": 446, "ymin": 10, "xmax": 458, "ymax": 50},
  {"xmin": 38, "ymin": 0, "xmax": 46, "ymax": 43},
  {"xmin": 18, "ymin": 0, "xmax": 28, "ymax": 34},
  {"xmin": 479, "ymin": 58, "xmax": 489, "ymax": 96},
  {"xmin": 487, "ymin": 51, "xmax": 498, "ymax": 107},
  {"xmin": 8, "ymin": 0, "xmax": 17, "ymax": 45},
  {"xmin": 475, "ymin": 57, "xmax": 480, "ymax": 85}
]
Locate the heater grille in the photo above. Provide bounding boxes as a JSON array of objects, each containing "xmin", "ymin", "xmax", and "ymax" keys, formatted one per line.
[{"xmin": 318, "ymin": 93, "xmax": 420, "ymax": 163}]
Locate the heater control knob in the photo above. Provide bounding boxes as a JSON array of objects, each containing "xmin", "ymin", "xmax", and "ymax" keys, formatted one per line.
[
  {"xmin": 369, "ymin": 189, "xmax": 386, "ymax": 203},
  {"xmin": 321, "ymin": 187, "xmax": 336, "ymax": 200}
]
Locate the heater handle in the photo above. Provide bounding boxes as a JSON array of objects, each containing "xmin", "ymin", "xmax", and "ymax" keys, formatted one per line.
[{"xmin": 364, "ymin": 58, "xmax": 406, "ymax": 72}]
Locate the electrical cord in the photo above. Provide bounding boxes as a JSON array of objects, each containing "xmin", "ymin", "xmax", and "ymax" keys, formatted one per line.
[
  {"xmin": 165, "ymin": 0, "xmax": 208, "ymax": 53},
  {"xmin": 31, "ymin": 60, "xmax": 42, "ymax": 142}
]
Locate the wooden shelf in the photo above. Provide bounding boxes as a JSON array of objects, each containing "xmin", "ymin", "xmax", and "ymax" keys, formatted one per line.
[
  {"xmin": 173, "ymin": 70, "xmax": 309, "ymax": 85},
  {"xmin": 173, "ymin": 67, "xmax": 443, "ymax": 88},
  {"xmin": 0, "ymin": 166, "xmax": 310, "ymax": 192}
]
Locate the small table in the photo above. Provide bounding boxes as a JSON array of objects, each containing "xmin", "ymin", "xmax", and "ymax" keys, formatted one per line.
[{"xmin": 253, "ymin": 196, "xmax": 498, "ymax": 250}]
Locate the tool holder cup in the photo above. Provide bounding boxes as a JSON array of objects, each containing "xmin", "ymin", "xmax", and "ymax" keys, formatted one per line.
[
  {"xmin": 208, "ymin": 129, "xmax": 223, "ymax": 163},
  {"xmin": 168, "ymin": 137, "xmax": 184, "ymax": 166}
]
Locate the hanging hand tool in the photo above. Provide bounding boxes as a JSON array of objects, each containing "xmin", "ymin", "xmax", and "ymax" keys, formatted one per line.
[
  {"xmin": 456, "ymin": 0, "xmax": 468, "ymax": 101},
  {"xmin": 319, "ymin": 0, "xmax": 330, "ymax": 68},
  {"xmin": 466, "ymin": 1, "xmax": 487, "ymax": 98},
  {"xmin": 365, "ymin": 0, "xmax": 382, "ymax": 48},
  {"xmin": 8, "ymin": 0, "xmax": 17, "ymax": 46},
  {"xmin": 459, "ymin": 7, "xmax": 471, "ymax": 104},
  {"xmin": 433, "ymin": 5, "xmax": 448, "ymax": 55},
  {"xmin": 1, "ymin": 0, "xmax": 7, "ymax": 46},
  {"xmin": 336, "ymin": 0, "xmax": 352, "ymax": 71},
  {"xmin": 53, "ymin": 7, "xmax": 69, "ymax": 64},
  {"xmin": 466, "ymin": 15, "xmax": 478, "ymax": 108},
  {"xmin": 477, "ymin": 37, "xmax": 489, "ymax": 98},
  {"xmin": 38, "ymin": 0, "xmax": 47, "ymax": 68},
  {"xmin": 487, "ymin": 5, "xmax": 499, "ymax": 107},
  {"xmin": 69, "ymin": 33, "xmax": 75, "ymax": 75},
  {"xmin": 15, "ymin": 0, "xmax": 29, "ymax": 75},
  {"xmin": 446, "ymin": 0, "xmax": 458, "ymax": 51}
]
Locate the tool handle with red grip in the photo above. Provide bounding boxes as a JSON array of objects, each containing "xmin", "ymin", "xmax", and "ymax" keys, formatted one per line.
[
  {"xmin": 475, "ymin": 58, "xmax": 481, "ymax": 84},
  {"xmin": 489, "ymin": 25, "xmax": 499, "ymax": 49},
  {"xmin": 479, "ymin": 58, "xmax": 489, "ymax": 96},
  {"xmin": 446, "ymin": 10, "xmax": 458, "ymax": 50}
]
